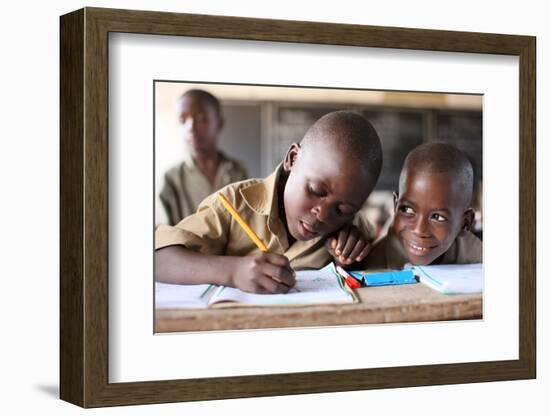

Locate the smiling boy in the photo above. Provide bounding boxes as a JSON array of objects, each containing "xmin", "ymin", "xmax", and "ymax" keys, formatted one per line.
[
  {"xmin": 364, "ymin": 142, "xmax": 482, "ymax": 270},
  {"xmin": 155, "ymin": 111, "xmax": 383, "ymax": 293}
]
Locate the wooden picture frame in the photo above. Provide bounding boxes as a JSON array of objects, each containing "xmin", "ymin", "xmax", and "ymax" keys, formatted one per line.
[{"xmin": 60, "ymin": 7, "xmax": 536, "ymax": 408}]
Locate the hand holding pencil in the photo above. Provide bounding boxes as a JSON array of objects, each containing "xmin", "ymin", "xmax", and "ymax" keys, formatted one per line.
[{"xmin": 218, "ymin": 193, "xmax": 296, "ymax": 294}]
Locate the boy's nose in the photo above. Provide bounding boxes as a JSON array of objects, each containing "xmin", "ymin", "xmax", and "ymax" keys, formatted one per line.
[
  {"xmin": 413, "ymin": 216, "xmax": 430, "ymax": 236},
  {"xmin": 311, "ymin": 204, "xmax": 329, "ymax": 223}
]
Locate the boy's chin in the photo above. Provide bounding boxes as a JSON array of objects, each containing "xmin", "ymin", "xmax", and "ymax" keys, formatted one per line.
[
  {"xmin": 292, "ymin": 221, "xmax": 324, "ymax": 241},
  {"xmin": 289, "ymin": 230, "xmax": 313, "ymax": 242},
  {"xmin": 405, "ymin": 251, "xmax": 444, "ymax": 266}
]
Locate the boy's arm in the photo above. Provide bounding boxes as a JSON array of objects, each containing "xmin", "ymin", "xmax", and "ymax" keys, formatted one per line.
[
  {"xmin": 155, "ymin": 188, "xmax": 235, "ymax": 285},
  {"xmin": 155, "ymin": 245, "xmax": 295, "ymax": 293},
  {"xmin": 155, "ymin": 187, "xmax": 295, "ymax": 293},
  {"xmin": 155, "ymin": 245, "xmax": 236, "ymax": 286}
]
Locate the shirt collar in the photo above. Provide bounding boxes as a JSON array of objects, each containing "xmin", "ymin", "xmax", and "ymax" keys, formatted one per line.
[
  {"xmin": 239, "ymin": 164, "xmax": 281, "ymax": 216},
  {"xmin": 240, "ymin": 164, "xmax": 329, "ymax": 255}
]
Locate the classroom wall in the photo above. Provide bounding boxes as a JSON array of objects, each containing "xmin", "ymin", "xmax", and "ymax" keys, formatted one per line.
[
  {"xmin": 1, "ymin": 1, "xmax": 546, "ymax": 416},
  {"xmin": 155, "ymin": 83, "xmax": 481, "ymax": 184}
]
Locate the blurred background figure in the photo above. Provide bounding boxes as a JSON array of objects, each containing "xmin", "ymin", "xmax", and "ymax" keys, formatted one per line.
[
  {"xmin": 359, "ymin": 190, "xmax": 395, "ymax": 241},
  {"xmin": 158, "ymin": 89, "xmax": 248, "ymax": 225}
]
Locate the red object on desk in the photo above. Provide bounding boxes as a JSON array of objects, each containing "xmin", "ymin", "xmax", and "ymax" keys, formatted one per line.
[
  {"xmin": 336, "ymin": 265, "xmax": 361, "ymax": 289},
  {"xmin": 345, "ymin": 276, "xmax": 361, "ymax": 289}
]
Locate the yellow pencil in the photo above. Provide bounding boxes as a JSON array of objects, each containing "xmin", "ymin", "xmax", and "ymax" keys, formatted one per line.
[
  {"xmin": 217, "ymin": 193, "xmax": 295, "ymax": 290},
  {"xmin": 218, "ymin": 193, "xmax": 268, "ymax": 251}
]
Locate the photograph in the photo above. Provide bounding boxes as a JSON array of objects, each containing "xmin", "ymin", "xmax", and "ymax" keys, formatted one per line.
[{"xmin": 153, "ymin": 82, "xmax": 484, "ymax": 332}]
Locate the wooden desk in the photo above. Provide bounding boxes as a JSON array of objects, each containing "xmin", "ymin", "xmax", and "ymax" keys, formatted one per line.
[{"xmin": 155, "ymin": 283, "xmax": 482, "ymax": 333}]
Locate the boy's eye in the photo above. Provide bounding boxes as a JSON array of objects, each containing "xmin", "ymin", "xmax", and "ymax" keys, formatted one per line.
[
  {"xmin": 399, "ymin": 205, "xmax": 414, "ymax": 215},
  {"xmin": 432, "ymin": 213, "xmax": 448, "ymax": 222},
  {"xmin": 307, "ymin": 184, "xmax": 325, "ymax": 197}
]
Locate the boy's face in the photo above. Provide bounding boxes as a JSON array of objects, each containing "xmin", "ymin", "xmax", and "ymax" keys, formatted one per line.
[
  {"xmin": 393, "ymin": 170, "xmax": 473, "ymax": 265},
  {"xmin": 177, "ymin": 95, "xmax": 223, "ymax": 155},
  {"xmin": 283, "ymin": 142, "xmax": 375, "ymax": 241}
]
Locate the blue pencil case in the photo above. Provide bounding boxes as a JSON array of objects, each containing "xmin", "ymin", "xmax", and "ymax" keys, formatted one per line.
[{"xmin": 349, "ymin": 270, "xmax": 417, "ymax": 287}]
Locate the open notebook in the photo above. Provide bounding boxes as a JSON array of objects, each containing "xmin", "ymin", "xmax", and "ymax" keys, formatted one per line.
[
  {"xmin": 155, "ymin": 263, "xmax": 358, "ymax": 308},
  {"xmin": 407, "ymin": 263, "xmax": 483, "ymax": 295}
]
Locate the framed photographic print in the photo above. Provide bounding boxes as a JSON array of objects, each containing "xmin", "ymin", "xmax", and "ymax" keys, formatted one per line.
[
  {"xmin": 152, "ymin": 81, "xmax": 484, "ymax": 333},
  {"xmin": 60, "ymin": 7, "xmax": 536, "ymax": 408}
]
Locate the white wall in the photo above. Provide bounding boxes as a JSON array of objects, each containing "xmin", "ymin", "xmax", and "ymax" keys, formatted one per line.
[{"xmin": 0, "ymin": 1, "xmax": 546, "ymax": 415}]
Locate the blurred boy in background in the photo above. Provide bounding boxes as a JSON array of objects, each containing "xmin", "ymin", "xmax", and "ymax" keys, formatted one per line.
[{"xmin": 159, "ymin": 89, "xmax": 248, "ymax": 225}]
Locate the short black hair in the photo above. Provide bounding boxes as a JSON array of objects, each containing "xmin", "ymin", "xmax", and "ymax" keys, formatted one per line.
[
  {"xmin": 180, "ymin": 89, "xmax": 222, "ymax": 118},
  {"xmin": 400, "ymin": 142, "xmax": 474, "ymax": 207},
  {"xmin": 301, "ymin": 110, "xmax": 383, "ymax": 180}
]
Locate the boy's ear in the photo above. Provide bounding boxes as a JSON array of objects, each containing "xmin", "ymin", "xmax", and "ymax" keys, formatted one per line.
[
  {"xmin": 392, "ymin": 192, "xmax": 399, "ymax": 214},
  {"xmin": 283, "ymin": 143, "xmax": 301, "ymax": 172},
  {"xmin": 461, "ymin": 208, "xmax": 475, "ymax": 233}
]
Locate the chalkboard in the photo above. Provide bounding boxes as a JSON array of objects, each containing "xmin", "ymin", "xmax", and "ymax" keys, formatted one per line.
[
  {"xmin": 362, "ymin": 109, "xmax": 424, "ymax": 190},
  {"xmin": 433, "ymin": 111, "xmax": 483, "ymax": 182}
]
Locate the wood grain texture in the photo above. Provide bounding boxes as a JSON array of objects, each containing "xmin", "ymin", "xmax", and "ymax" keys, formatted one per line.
[
  {"xmin": 59, "ymin": 9, "xmax": 84, "ymax": 406},
  {"xmin": 59, "ymin": 7, "xmax": 537, "ymax": 407},
  {"xmin": 86, "ymin": 7, "xmax": 532, "ymax": 55},
  {"xmin": 83, "ymin": 9, "xmax": 110, "ymax": 407},
  {"xmin": 518, "ymin": 37, "xmax": 536, "ymax": 376},
  {"xmin": 155, "ymin": 284, "xmax": 482, "ymax": 332}
]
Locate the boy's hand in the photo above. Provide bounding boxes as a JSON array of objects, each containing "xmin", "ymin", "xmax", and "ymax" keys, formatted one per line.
[
  {"xmin": 230, "ymin": 252, "xmax": 296, "ymax": 294},
  {"xmin": 326, "ymin": 224, "xmax": 371, "ymax": 266}
]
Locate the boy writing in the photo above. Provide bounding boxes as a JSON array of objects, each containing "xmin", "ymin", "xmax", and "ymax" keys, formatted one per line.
[
  {"xmin": 364, "ymin": 142, "xmax": 482, "ymax": 270},
  {"xmin": 155, "ymin": 111, "xmax": 383, "ymax": 293}
]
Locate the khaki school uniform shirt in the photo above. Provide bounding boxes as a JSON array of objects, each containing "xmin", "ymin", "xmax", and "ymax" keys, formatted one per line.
[
  {"xmin": 159, "ymin": 151, "xmax": 248, "ymax": 225},
  {"xmin": 363, "ymin": 228, "xmax": 482, "ymax": 270},
  {"xmin": 155, "ymin": 166, "xmax": 375, "ymax": 270}
]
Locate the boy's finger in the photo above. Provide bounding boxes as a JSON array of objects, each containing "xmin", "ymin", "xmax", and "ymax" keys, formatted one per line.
[
  {"xmin": 264, "ymin": 252, "xmax": 291, "ymax": 268},
  {"xmin": 336, "ymin": 228, "xmax": 350, "ymax": 255},
  {"xmin": 264, "ymin": 253, "xmax": 296, "ymax": 278},
  {"xmin": 340, "ymin": 232, "xmax": 358, "ymax": 259},
  {"xmin": 246, "ymin": 280, "xmax": 270, "ymax": 294},
  {"xmin": 325, "ymin": 237, "xmax": 337, "ymax": 254},
  {"xmin": 262, "ymin": 262, "xmax": 296, "ymax": 287},
  {"xmin": 356, "ymin": 243, "xmax": 372, "ymax": 261},
  {"xmin": 347, "ymin": 239, "xmax": 366, "ymax": 262},
  {"xmin": 259, "ymin": 275, "xmax": 290, "ymax": 294},
  {"xmin": 337, "ymin": 255, "xmax": 352, "ymax": 265}
]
